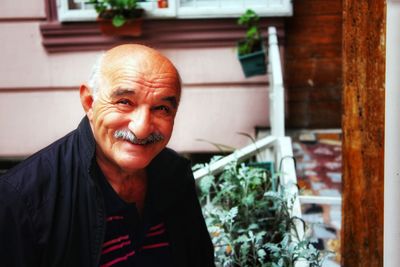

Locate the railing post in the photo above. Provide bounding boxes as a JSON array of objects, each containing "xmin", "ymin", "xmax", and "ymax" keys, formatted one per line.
[{"xmin": 268, "ymin": 27, "xmax": 285, "ymax": 138}]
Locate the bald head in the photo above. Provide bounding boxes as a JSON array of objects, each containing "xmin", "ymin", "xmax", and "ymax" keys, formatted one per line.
[{"xmin": 88, "ymin": 44, "xmax": 181, "ymax": 103}]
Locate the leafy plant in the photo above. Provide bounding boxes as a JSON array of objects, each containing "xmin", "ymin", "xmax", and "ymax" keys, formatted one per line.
[
  {"xmin": 87, "ymin": 0, "xmax": 144, "ymax": 27},
  {"xmin": 237, "ymin": 9, "xmax": 263, "ymax": 56},
  {"xmin": 195, "ymin": 159, "xmax": 326, "ymax": 267}
]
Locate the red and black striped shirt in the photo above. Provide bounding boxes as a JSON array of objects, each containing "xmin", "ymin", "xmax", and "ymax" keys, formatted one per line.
[{"xmin": 96, "ymin": 163, "xmax": 173, "ymax": 267}]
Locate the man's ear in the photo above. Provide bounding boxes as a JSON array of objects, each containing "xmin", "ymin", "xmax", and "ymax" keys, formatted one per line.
[{"xmin": 80, "ymin": 84, "xmax": 94, "ymax": 120}]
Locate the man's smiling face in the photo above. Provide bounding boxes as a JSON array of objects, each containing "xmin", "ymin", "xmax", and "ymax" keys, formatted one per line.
[{"xmin": 87, "ymin": 45, "xmax": 181, "ymax": 173}]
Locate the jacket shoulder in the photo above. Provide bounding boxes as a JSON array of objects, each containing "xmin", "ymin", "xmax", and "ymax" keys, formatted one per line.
[
  {"xmin": 2, "ymin": 129, "xmax": 77, "ymax": 178},
  {"xmin": 0, "ymin": 129, "xmax": 80, "ymax": 213}
]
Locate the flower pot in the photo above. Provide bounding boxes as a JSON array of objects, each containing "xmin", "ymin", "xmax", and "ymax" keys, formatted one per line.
[
  {"xmin": 237, "ymin": 43, "xmax": 267, "ymax": 78},
  {"xmin": 97, "ymin": 17, "xmax": 143, "ymax": 37}
]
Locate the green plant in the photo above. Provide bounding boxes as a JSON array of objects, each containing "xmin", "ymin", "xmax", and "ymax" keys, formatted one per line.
[
  {"xmin": 237, "ymin": 9, "xmax": 263, "ymax": 56},
  {"xmin": 87, "ymin": 0, "xmax": 144, "ymax": 27},
  {"xmin": 195, "ymin": 159, "xmax": 326, "ymax": 267}
]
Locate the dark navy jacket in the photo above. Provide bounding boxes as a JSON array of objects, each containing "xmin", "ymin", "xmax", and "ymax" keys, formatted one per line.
[{"xmin": 0, "ymin": 117, "xmax": 215, "ymax": 267}]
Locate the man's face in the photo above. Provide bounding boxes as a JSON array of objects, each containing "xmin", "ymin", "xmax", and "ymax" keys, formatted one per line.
[{"xmin": 89, "ymin": 54, "xmax": 180, "ymax": 173}]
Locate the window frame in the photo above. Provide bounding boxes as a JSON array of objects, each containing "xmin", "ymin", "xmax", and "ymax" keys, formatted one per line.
[
  {"xmin": 57, "ymin": 0, "xmax": 292, "ymax": 22},
  {"xmin": 176, "ymin": 0, "xmax": 293, "ymax": 18}
]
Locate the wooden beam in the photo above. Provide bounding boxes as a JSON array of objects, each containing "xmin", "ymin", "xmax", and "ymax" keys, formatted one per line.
[{"xmin": 342, "ymin": 1, "xmax": 386, "ymax": 266}]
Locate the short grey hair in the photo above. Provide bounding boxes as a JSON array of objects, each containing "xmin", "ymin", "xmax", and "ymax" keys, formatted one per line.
[{"xmin": 87, "ymin": 53, "xmax": 105, "ymax": 101}]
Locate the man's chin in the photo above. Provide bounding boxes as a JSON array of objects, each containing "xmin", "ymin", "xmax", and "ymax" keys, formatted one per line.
[
  {"xmin": 115, "ymin": 153, "xmax": 154, "ymax": 172},
  {"xmin": 112, "ymin": 142, "xmax": 166, "ymax": 172}
]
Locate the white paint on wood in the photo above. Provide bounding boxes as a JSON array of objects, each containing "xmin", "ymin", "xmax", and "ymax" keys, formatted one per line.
[
  {"xmin": 268, "ymin": 27, "xmax": 285, "ymax": 137},
  {"xmin": 384, "ymin": 1, "xmax": 400, "ymax": 266}
]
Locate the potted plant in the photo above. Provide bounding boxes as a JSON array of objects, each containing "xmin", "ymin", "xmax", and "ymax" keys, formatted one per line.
[
  {"xmin": 237, "ymin": 9, "xmax": 267, "ymax": 78},
  {"xmin": 87, "ymin": 0, "xmax": 145, "ymax": 36},
  {"xmin": 195, "ymin": 159, "xmax": 326, "ymax": 266}
]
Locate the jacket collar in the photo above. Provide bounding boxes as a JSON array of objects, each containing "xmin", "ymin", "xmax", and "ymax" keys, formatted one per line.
[{"xmin": 77, "ymin": 116, "xmax": 97, "ymax": 171}]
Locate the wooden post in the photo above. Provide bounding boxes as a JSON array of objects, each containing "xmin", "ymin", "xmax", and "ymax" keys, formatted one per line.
[{"xmin": 342, "ymin": 1, "xmax": 386, "ymax": 266}]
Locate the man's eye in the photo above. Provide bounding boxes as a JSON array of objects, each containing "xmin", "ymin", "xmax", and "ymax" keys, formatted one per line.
[
  {"xmin": 116, "ymin": 99, "xmax": 132, "ymax": 105},
  {"xmin": 153, "ymin": 105, "xmax": 171, "ymax": 114}
]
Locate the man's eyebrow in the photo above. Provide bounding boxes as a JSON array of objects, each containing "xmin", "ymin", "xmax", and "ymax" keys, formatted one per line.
[
  {"xmin": 111, "ymin": 88, "xmax": 135, "ymax": 98},
  {"xmin": 162, "ymin": 96, "xmax": 178, "ymax": 109}
]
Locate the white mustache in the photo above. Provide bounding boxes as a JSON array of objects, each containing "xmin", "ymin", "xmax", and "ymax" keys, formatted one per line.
[{"xmin": 114, "ymin": 129, "xmax": 164, "ymax": 145}]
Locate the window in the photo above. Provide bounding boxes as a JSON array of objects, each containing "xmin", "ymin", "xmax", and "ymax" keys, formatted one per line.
[
  {"xmin": 57, "ymin": 0, "xmax": 292, "ymax": 22},
  {"xmin": 177, "ymin": 0, "xmax": 292, "ymax": 18}
]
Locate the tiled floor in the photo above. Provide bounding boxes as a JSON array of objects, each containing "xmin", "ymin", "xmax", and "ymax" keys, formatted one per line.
[{"xmin": 291, "ymin": 130, "xmax": 342, "ymax": 266}]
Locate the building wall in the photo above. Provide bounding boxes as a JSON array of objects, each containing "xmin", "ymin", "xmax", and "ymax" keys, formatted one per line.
[{"xmin": 0, "ymin": 0, "xmax": 270, "ymax": 157}]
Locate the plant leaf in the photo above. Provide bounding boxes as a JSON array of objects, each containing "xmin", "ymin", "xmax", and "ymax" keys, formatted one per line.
[{"xmin": 112, "ymin": 14, "xmax": 126, "ymax": 27}]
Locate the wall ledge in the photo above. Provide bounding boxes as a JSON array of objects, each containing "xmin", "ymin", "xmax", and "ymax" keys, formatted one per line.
[{"xmin": 40, "ymin": 18, "xmax": 285, "ymax": 53}]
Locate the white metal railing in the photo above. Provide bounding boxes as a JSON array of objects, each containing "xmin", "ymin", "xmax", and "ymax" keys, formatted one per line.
[{"xmin": 193, "ymin": 136, "xmax": 277, "ymax": 179}]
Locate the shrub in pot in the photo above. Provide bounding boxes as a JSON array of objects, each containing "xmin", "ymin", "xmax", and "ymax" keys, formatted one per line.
[
  {"xmin": 87, "ymin": 0, "xmax": 145, "ymax": 36},
  {"xmin": 195, "ymin": 159, "xmax": 324, "ymax": 267}
]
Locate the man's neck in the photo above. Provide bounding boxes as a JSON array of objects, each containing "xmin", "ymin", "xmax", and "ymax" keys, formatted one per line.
[{"xmin": 96, "ymin": 156, "xmax": 148, "ymax": 213}]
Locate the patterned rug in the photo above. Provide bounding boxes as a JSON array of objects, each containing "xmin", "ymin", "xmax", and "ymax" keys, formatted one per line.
[{"xmin": 291, "ymin": 131, "xmax": 342, "ymax": 266}]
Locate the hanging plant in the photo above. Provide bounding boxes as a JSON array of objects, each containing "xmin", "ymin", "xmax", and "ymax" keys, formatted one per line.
[{"xmin": 237, "ymin": 9, "xmax": 267, "ymax": 78}]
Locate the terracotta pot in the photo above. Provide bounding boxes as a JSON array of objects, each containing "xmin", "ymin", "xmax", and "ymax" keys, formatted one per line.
[
  {"xmin": 97, "ymin": 17, "xmax": 143, "ymax": 37},
  {"xmin": 157, "ymin": 0, "xmax": 168, "ymax": 8}
]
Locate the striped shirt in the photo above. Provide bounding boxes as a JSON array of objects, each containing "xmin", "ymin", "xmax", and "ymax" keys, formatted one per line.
[{"xmin": 95, "ymin": 163, "xmax": 173, "ymax": 267}]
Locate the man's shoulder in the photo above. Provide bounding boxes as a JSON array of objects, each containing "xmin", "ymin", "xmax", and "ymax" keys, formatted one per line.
[{"xmin": 0, "ymin": 128, "xmax": 80, "ymax": 195}]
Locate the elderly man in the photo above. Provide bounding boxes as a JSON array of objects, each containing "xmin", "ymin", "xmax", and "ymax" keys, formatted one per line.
[{"xmin": 0, "ymin": 44, "xmax": 215, "ymax": 267}]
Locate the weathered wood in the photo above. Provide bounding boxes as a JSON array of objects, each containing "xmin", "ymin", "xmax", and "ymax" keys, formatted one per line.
[
  {"xmin": 285, "ymin": 44, "xmax": 341, "ymax": 59},
  {"xmin": 286, "ymin": 16, "xmax": 342, "ymax": 45},
  {"xmin": 342, "ymin": 0, "xmax": 385, "ymax": 266},
  {"xmin": 285, "ymin": 0, "xmax": 342, "ymax": 128},
  {"xmin": 288, "ymin": 86, "xmax": 342, "ymax": 101},
  {"xmin": 285, "ymin": 58, "xmax": 342, "ymax": 88},
  {"xmin": 291, "ymin": 0, "xmax": 342, "ymax": 16},
  {"xmin": 286, "ymin": 100, "xmax": 341, "ymax": 128}
]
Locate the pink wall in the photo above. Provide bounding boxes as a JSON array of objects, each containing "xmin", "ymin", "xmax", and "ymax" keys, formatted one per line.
[
  {"xmin": 0, "ymin": 2, "xmax": 270, "ymax": 157},
  {"xmin": 170, "ymin": 86, "xmax": 269, "ymax": 152},
  {"xmin": 0, "ymin": 0, "xmax": 45, "ymax": 18}
]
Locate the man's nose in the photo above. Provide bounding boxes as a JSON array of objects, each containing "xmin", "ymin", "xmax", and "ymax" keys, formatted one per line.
[{"xmin": 128, "ymin": 108, "xmax": 153, "ymax": 139}]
